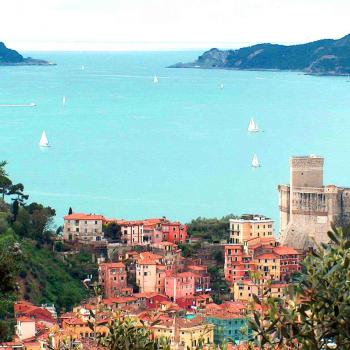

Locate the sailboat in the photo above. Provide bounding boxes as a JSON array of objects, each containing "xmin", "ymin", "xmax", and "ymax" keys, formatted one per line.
[
  {"xmin": 81, "ymin": 65, "xmax": 85, "ymax": 71},
  {"xmin": 62, "ymin": 96, "xmax": 66, "ymax": 105},
  {"xmin": 248, "ymin": 118, "xmax": 259, "ymax": 132},
  {"xmin": 251, "ymin": 154, "xmax": 261, "ymax": 168},
  {"xmin": 347, "ymin": 74, "xmax": 350, "ymax": 82},
  {"xmin": 39, "ymin": 131, "xmax": 50, "ymax": 147},
  {"xmin": 220, "ymin": 83, "xmax": 224, "ymax": 89},
  {"xmin": 153, "ymin": 75, "xmax": 159, "ymax": 84}
]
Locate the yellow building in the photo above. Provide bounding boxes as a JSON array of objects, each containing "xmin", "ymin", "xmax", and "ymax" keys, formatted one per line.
[
  {"xmin": 233, "ymin": 279, "xmax": 287, "ymax": 301},
  {"xmin": 255, "ymin": 253, "xmax": 280, "ymax": 282},
  {"xmin": 150, "ymin": 316, "xmax": 214, "ymax": 350},
  {"xmin": 229, "ymin": 215, "xmax": 274, "ymax": 244}
]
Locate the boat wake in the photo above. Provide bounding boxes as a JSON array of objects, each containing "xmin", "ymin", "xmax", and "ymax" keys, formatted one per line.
[{"xmin": 0, "ymin": 103, "xmax": 36, "ymax": 107}]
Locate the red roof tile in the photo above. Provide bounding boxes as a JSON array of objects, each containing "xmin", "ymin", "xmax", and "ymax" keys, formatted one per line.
[{"xmin": 64, "ymin": 213, "xmax": 105, "ymax": 221}]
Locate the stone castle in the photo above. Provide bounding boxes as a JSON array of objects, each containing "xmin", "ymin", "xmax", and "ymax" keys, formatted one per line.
[{"xmin": 278, "ymin": 155, "xmax": 350, "ymax": 250}]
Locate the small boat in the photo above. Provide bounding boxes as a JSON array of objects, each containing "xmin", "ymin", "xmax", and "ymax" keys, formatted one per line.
[
  {"xmin": 251, "ymin": 154, "xmax": 261, "ymax": 168},
  {"xmin": 248, "ymin": 118, "xmax": 259, "ymax": 132},
  {"xmin": 347, "ymin": 74, "xmax": 350, "ymax": 82},
  {"xmin": 81, "ymin": 65, "xmax": 85, "ymax": 71},
  {"xmin": 62, "ymin": 96, "xmax": 66, "ymax": 105},
  {"xmin": 39, "ymin": 131, "xmax": 50, "ymax": 147},
  {"xmin": 153, "ymin": 75, "xmax": 159, "ymax": 84},
  {"xmin": 220, "ymin": 83, "xmax": 224, "ymax": 89}
]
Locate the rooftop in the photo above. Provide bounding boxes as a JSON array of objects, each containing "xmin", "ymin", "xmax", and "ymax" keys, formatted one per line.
[
  {"xmin": 64, "ymin": 213, "xmax": 105, "ymax": 221},
  {"xmin": 230, "ymin": 214, "xmax": 273, "ymax": 223}
]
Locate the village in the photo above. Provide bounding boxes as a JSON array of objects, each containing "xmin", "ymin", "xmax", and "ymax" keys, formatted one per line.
[{"xmin": 2, "ymin": 155, "xmax": 346, "ymax": 350}]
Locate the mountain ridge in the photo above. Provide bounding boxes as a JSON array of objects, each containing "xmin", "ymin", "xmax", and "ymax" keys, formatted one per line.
[
  {"xmin": 0, "ymin": 42, "xmax": 54, "ymax": 66},
  {"xmin": 169, "ymin": 34, "xmax": 350, "ymax": 75}
]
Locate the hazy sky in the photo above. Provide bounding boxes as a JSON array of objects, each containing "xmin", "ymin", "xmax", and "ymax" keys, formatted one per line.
[{"xmin": 2, "ymin": 0, "xmax": 350, "ymax": 51}]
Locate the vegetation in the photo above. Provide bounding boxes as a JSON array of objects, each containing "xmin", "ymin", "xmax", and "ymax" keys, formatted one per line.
[
  {"xmin": 249, "ymin": 225, "xmax": 350, "ymax": 349},
  {"xmin": 186, "ymin": 214, "xmax": 237, "ymax": 242},
  {"xmin": 97, "ymin": 318, "xmax": 170, "ymax": 350},
  {"xmin": 0, "ymin": 161, "xmax": 89, "ymax": 341},
  {"xmin": 170, "ymin": 33, "xmax": 350, "ymax": 75}
]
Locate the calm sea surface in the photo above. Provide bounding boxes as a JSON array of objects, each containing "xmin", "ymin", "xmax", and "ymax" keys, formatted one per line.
[{"xmin": 1, "ymin": 51, "xmax": 350, "ymax": 228}]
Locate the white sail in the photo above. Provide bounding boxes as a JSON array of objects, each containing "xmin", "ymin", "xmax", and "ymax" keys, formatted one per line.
[
  {"xmin": 39, "ymin": 131, "xmax": 49, "ymax": 147},
  {"xmin": 220, "ymin": 83, "xmax": 224, "ymax": 89},
  {"xmin": 252, "ymin": 154, "xmax": 260, "ymax": 168},
  {"xmin": 248, "ymin": 118, "xmax": 259, "ymax": 132},
  {"xmin": 62, "ymin": 96, "xmax": 66, "ymax": 105},
  {"xmin": 153, "ymin": 75, "xmax": 159, "ymax": 84},
  {"xmin": 81, "ymin": 65, "xmax": 85, "ymax": 70}
]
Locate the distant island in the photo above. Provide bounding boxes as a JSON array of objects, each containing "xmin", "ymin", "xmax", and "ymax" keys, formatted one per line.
[
  {"xmin": 0, "ymin": 42, "xmax": 54, "ymax": 66},
  {"xmin": 169, "ymin": 34, "xmax": 350, "ymax": 76}
]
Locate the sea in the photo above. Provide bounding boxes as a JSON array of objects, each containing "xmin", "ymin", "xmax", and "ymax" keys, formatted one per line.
[{"xmin": 1, "ymin": 51, "xmax": 350, "ymax": 230}]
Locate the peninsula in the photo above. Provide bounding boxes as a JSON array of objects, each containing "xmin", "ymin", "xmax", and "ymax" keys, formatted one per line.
[
  {"xmin": 169, "ymin": 34, "xmax": 350, "ymax": 76},
  {"xmin": 0, "ymin": 41, "xmax": 54, "ymax": 66}
]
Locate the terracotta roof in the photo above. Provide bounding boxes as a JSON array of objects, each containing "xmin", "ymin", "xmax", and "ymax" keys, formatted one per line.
[
  {"xmin": 273, "ymin": 246, "xmax": 300, "ymax": 255},
  {"xmin": 99, "ymin": 262, "xmax": 125, "ymax": 268},
  {"xmin": 102, "ymin": 296, "xmax": 137, "ymax": 305},
  {"xmin": 17, "ymin": 317, "xmax": 34, "ymax": 322},
  {"xmin": 64, "ymin": 213, "xmax": 105, "ymax": 221},
  {"xmin": 188, "ymin": 265, "xmax": 207, "ymax": 271},
  {"xmin": 256, "ymin": 253, "xmax": 278, "ymax": 260},
  {"xmin": 63, "ymin": 317, "xmax": 84, "ymax": 325}
]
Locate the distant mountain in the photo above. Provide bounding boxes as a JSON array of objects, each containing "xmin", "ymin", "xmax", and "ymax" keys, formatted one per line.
[
  {"xmin": 169, "ymin": 34, "xmax": 350, "ymax": 75},
  {"xmin": 0, "ymin": 42, "xmax": 54, "ymax": 66}
]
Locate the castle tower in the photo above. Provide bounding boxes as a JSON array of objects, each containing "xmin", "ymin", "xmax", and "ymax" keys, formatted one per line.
[
  {"xmin": 278, "ymin": 155, "xmax": 342, "ymax": 250},
  {"xmin": 290, "ymin": 155, "xmax": 324, "ymax": 188}
]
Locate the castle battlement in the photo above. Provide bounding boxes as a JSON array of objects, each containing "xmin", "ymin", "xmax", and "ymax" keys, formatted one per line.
[{"xmin": 278, "ymin": 156, "xmax": 350, "ymax": 250}]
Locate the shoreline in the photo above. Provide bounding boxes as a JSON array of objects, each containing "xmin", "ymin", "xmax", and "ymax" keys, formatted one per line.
[{"xmin": 167, "ymin": 65, "xmax": 350, "ymax": 77}]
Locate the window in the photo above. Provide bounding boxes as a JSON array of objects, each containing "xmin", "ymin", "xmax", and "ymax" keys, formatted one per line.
[
  {"xmin": 95, "ymin": 221, "xmax": 98, "ymax": 224},
  {"xmin": 75, "ymin": 220, "xmax": 79, "ymax": 225}
]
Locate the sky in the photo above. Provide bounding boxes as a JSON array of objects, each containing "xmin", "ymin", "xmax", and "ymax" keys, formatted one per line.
[{"xmin": 1, "ymin": 0, "xmax": 350, "ymax": 51}]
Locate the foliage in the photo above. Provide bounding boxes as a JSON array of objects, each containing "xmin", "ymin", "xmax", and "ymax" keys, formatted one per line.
[
  {"xmin": 19, "ymin": 238, "xmax": 88, "ymax": 312},
  {"xmin": 97, "ymin": 317, "xmax": 170, "ymax": 350},
  {"xmin": 208, "ymin": 266, "xmax": 230, "ymax": 303},
  {"xmin": 178, "ymin": 243, "xmax": 199, "ymax": 257},
  {"xmin": 103, "ymin": 222, "xmax": 122, "ymax": 242},
  {"xmin": 187, "ymin": 214, "xmax": 237, "ymax": 242},
  {"xmin": 0, "ymin": 229, "xmax": 22, "ymax": 341},
  {"xmin": 249, "ymin": 225, "xmax": 350, "ymax": 349},
  {"xmin": 0, "ymin": 160, "xmax": 88, "ymax": 314}
]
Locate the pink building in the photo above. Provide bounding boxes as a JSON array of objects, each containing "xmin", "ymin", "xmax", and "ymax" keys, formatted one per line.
[
  {"xmin": 165, "ymin": 272, "xmax": 195, "ymax": 301},
  {"xmin": 108, "ymin": 217, "xmax": 187, "ymax": 246},
  {"xmin": 99, "ymin": 262, "xmax": 127, "ymax": 298},
  {"xmin": 187, "ymin": 265, "xmax": 211, "ymax": 293}
]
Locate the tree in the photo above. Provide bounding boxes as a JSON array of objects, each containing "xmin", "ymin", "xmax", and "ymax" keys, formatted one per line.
[
  {"xmin": 0, "ymin": 161, "xmax": 8, "ymax": 177},
  {"xmin": 68, "ymin": 207, "xmax": 73, "ymax": 215},
  {"xmin": 249, "ymin": 225, "xmax": 350, "ymax": 349},
  {"xmin": 103, "ymin": 223, "xmax": 121, "ymax": 242},
  {"xmin": 0, "ymin": 233, "xmax": 22, "ymax": 342},
  {"xmin": 97, "ymin": 318, "xmax": 170, "ymax": 350},
  {"xmin": 0, "ymin": 175, "xmax": 12, "ymax": 200}
]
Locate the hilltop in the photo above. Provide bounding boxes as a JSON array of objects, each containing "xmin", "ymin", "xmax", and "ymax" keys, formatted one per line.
[
  {"xmin": 0, "ymin": 42, "xmax": 54, "ymax": 66},
  {"xmin": 169, "ymin": 34, "xmax": 350, "ymax": 75}
]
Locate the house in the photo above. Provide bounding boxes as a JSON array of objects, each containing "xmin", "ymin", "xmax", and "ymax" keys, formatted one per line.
[
  {"xmin": 136, "ymin": 252, "xmax": 166, "ymax": 293},
  {"xmin": 98, "ymin": 262, "xmax": 128, "ymax": 298},
  {"xmin": 165, "ymin": 272, "xmax": 195, "ymax": 301},
  {"xmin": 229, "ymin": 215, "xmax": 274, "ymax": 244},
  {"xmin": 143, "ymin": 315, "xmax": 214, "ymax": 350},
  {"xmin": 63, "ymin": 213, "xmax": 105, "ymax": 242},
  {"xmin": 205, "ymin": 302, "xmax": 252, "ymax": 344}
]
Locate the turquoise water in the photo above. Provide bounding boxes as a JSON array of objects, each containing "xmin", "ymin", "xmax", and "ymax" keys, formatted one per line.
[{"xmin": 1, "ymin": 51, "xmax": 350, "ymax": 227}]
